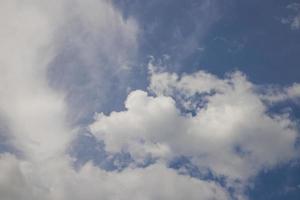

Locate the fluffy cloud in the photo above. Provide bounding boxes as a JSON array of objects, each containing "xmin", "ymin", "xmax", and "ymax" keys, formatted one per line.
[
  {"xmin": 0, "ymin": 0, "xmax": 299, "ymax": 199},
  {"xmin": 0, "ymin": 0, "xmax": 138, "ymax": 159},
  {"xmin": 0, "ymin": 0, "xmax": 230, "ymax": 200},
  {"xmin": 0, "ymin": 153, "xmax": 229, "ymax": 200},
  {"xmin": 90, "ymin": 65, "xmax": 299, "ymax": 185},
  {"xmin": 0, "ymin": 0, "xmax": 71, "ymax": 161}
]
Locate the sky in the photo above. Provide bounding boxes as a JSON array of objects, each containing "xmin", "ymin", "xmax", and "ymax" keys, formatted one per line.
[{"xmin": 0, "ymin": 0, "xmax": 300, "ymax": 200}]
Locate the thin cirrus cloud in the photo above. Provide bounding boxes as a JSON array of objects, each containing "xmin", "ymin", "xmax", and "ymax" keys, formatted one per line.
[{"xmin": 0, "ymin": 0, "xmax": 299, "ymax": 200}]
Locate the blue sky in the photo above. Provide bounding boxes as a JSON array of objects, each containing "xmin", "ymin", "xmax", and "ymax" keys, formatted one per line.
[
  {"xmin": 0, "ymin": 0, "xmax": 300, "ymax": 200},
  {"xmin": 114, "ymin": 0, "xmax": 300, "ymax": 85}
]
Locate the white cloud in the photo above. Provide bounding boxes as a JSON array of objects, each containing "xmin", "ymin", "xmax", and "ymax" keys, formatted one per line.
[
  {"xmin": 90, "ymin": 65, "xmax": 299, "ymax": 185},
  {"xmin": 0, "ymin": 154, "xmax": 33, "ymax": 200},
  {"xmin": 0, "ymin": 0, "xmax": 71, "ymax": 161},
  {"xmin": 259, "ymin": 83, "xmax": 300, "ymax": 103},
  {"xmin": 0, "ymin": 0, "xmax": 138, "ymax": 159},
  {"xmin": 0, "ymin": 0, "xmax": 299, "ymax": 199},
  {"xmin": 0, "ymin": 1, "xmax": 230, "ymax": 200},
  {"xmin": 0, "ymin": 153, "xmax": 230, "ymax": 200}
]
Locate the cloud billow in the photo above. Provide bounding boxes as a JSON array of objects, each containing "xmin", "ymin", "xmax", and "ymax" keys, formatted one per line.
[
  {"xmin": 0, "ymin": 0, "xmax": 299, "ymax": 200},
  {"xmin": 90, "ymin": 64, "xmax": 299, "ymax": 187}
]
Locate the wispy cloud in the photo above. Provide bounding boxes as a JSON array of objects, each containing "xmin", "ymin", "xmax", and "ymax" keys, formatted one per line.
[{"xmin": 281, "ymin": 3, "xmax": 300, "ymax": 30}]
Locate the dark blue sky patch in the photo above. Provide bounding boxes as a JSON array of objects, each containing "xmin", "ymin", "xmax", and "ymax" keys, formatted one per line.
[
  {"xmin": 189, "ymin": 0, "xmax": 300, "ymax": 84},
  {"xmin": 246, "ymin": 161, "xmax": 300, "ymax": 200},
  {"xmin": 114, "ymin": 0, "xmax": 300, "ymax": 85}
]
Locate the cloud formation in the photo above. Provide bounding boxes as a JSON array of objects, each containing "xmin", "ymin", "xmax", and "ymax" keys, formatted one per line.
[
  {"xmin": 0, "ymin": 0, "xmax": 71, "ymax": 161},
  {"xmin": 0, "ymin": 0, "xmax": 229, "ymax": 199},
  {"xmin": 90, "ymin": 63, "xmax": 300, "ymax": 188},
  {"xmin": 0, "ymin": 153, "xmax": 230, "ymax": 200},
  {"xmin": 0, "ymin": 0, "xmax": 299, "ymax": 200},
  {"xmin": 0, "ymin": 0, "xmax": 138, "ymax": 158}
]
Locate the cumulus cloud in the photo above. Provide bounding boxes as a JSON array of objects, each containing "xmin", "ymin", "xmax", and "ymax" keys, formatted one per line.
[
  {"xmin": 90, "ymin": 63, "xmax": 299, "ymax": 187},
  {"xmin": 0, "ymin": 153, "xmax": 229, "ymax": 200}
]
